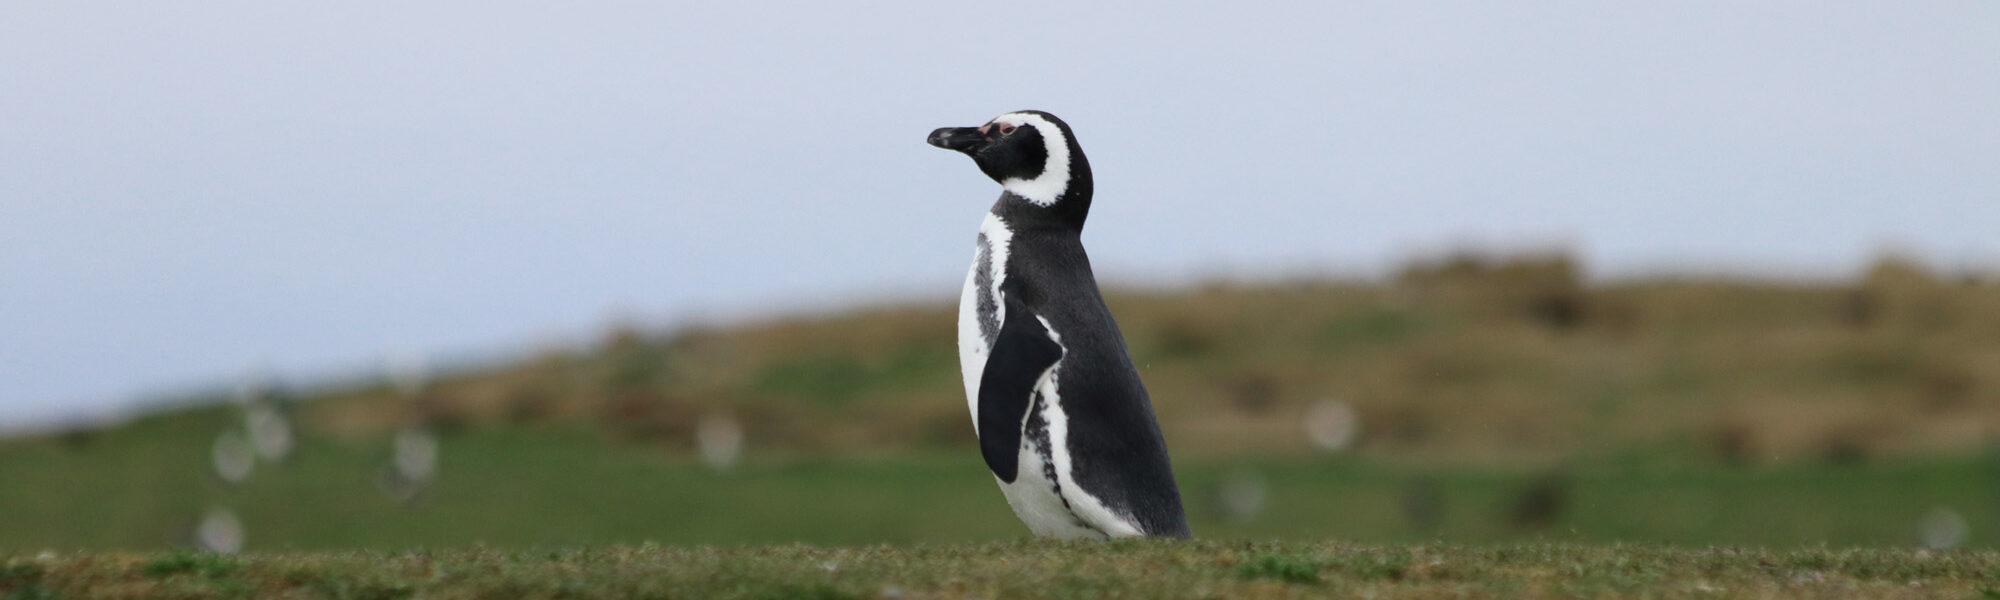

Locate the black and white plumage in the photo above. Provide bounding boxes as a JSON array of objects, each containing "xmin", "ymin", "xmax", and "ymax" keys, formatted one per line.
[{"xmin": 927, "ymin": 111, "xmax": 1191, "ymax": 539}]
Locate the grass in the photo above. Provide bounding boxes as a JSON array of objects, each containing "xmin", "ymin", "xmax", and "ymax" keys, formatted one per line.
[
  {"xmin": 5, "ymin": 423, "xmax": 2000, "ymax": 550},
  {"xmin": 5, "ymin": 541, "xmax": 2000, "ymax": 599}
]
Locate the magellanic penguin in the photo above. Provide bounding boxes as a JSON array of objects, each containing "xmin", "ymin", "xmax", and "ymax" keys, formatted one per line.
[{"xmin": 927, "ymin": 111, "xmax": 1191, "ymax": 539}]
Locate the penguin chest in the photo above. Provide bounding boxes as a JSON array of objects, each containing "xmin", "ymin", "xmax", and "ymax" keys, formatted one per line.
[
  {"xmin": 957, "ymin": 213, "xmax": 1010, "ymax": 421},
  {"xmin": 956, "ymin": 261, "xmax": 990, "ymax": 420},
  {"xmin": 955, "ymin": 216, "xmax": 1090, "ymax": 537},
  {"xmin": 955, "ymin": 215, "xmax": 1144, "ymax": 538}
]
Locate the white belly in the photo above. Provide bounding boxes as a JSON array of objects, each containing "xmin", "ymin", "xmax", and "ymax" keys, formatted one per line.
[
  {"xmin": 956, "ymin": 214, "xmax": 1143, "ymax": 539},
  {"xmin": 996, "ymin": 428, "xmax": 1106, "ymax": 539},
  {"xmin": 957, "ymin": 212, "xmax": 1013, "ymax": 425},
  {"xmin": 956, "ymin": 260, "xmax": 988, "ymax": 421}
]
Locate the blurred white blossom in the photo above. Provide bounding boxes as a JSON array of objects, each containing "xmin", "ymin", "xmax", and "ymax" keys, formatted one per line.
[
  {"xmin": 244, "ymin": 403, "xmax": 294, "ymax": 461},
  {"xmin": 196, "ymin": 507, "xmax": 245, "ymax": 553},
  {"xmin": 1304, "ymin": 398, "xmax": 1360, "ymax": 452},
  {"xmin": 210, "ymin": 431, "xmax": 254, "ymax": 484},
  {"xmin": 1918, "ymin": 507, "xmax": 1968, "ymax": 549},
  {"xmin": 1217, "ymin": 469, "xmax": 1269, "ymax": 522},
  {"xmin": 697, "ymin": 413, "xmax": 745, "ymax": 471}
]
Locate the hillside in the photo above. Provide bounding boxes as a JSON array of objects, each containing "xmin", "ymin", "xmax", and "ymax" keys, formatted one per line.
[
  {"xmin": 6, "ymin": 253, "xmax": 2000, "ymax": 551},
  {"xmin": 284, "ymin": 253, "xmax": 2000, "ymax": 466}
]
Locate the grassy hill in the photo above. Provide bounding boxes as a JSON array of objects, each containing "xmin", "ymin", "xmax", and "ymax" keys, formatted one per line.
[
  {"xmin": 5, "ymin": 253, "xmax": 2000, "ymax": 551},
  {"xmin": 293, "ymin": 253, "xmax": 2000, "ymax": 465}
]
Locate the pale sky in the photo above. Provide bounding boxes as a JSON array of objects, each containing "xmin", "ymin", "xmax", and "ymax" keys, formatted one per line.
[{"xmin": 3, "ymin": 2, "xmax": 1996, "ymax": 429}]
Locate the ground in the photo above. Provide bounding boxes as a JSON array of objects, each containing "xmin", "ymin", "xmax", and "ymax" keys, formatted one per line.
[{"xmin": 6, "ymin": 542, "xmax": 1998, "ymax": 600}]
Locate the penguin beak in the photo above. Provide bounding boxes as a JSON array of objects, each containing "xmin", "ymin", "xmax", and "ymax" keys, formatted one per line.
[{"xmin": 927, "ymin": 127, "xmax": 987, "ymax": 154}]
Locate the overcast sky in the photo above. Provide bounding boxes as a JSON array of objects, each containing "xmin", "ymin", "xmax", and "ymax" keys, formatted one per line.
[{"xmin": 3, "ymin": 2, "xmax": 1996, "ymax": 429}]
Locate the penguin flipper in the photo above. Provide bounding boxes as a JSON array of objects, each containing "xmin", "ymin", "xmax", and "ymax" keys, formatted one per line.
[{"xmin": 977, "ymin": 294, "xmax": 1064, "ymax": 483}]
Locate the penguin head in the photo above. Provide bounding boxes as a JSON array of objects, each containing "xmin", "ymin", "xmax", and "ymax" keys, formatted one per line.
[{"xmin": 928, "ymin": 111, "xmax": 1091, "ymax": 209}]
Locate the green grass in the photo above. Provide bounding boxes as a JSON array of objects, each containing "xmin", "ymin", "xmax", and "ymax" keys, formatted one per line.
[
  {"xmin": 5, "ymin": 423, "xmax": 1999, "ymax": 550},
  {"xmin": 5, "ymin": 542, "xmax": 1999, "ymax": 599}
]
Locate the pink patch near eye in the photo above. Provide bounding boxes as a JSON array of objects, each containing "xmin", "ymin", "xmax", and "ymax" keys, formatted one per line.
[{"xmin": 978, "ymin": 124, "xmax": 993, "ymax": 135}]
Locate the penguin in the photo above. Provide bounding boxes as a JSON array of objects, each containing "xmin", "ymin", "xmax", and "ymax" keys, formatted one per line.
[{"xmin": 927, "ymin": 111, "xmax": 1192, "ymax": 539}]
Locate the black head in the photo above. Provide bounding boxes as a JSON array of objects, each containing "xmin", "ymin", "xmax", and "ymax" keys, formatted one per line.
[{"xmin": 927, "ymin": 111, "xmax": 1093, "ymax": 220}]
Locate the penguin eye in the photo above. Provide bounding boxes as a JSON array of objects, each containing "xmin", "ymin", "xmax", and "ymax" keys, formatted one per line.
[{"xmin": 997, "ymin": 124, "xmax": 1017, "ymax": 136}]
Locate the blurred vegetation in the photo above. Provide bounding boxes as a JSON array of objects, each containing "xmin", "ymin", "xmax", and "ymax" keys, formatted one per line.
[
  {"xmin": 5, "ymin": 251, "xmax": 2000, "ymax": 550},
  {"xmin": 291, "ymin": 251, "xmax": 2000, "ymax": 466},
  {"xmin": 6, "ymin": 412, "xmax": 2000, "ymax": 549}
]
